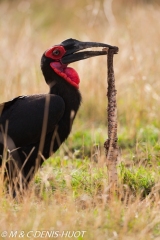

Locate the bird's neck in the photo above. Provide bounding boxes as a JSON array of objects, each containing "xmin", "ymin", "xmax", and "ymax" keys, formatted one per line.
[{"xmin": 49, "ymin": 83, "xmax": 82, "ymax": 119}]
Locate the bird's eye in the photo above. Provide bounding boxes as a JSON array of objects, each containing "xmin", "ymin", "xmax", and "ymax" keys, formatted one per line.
[
  {"xmin": 45, "ymin": 46, "xmax": 66, "ymax": 60},
  {"xmin": 52, "ymin": 49, "xmax": 60, "ymax": 56}
]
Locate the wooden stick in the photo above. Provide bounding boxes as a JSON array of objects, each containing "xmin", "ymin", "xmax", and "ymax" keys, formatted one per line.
[{"xmin": 104, "ymin": 47, "xmax": 119, "ymax": 200}]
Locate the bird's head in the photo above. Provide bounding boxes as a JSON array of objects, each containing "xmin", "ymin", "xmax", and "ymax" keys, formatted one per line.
[{"xmin": 41, "ymin": 38, "xmax": 118, "ymax": 89}]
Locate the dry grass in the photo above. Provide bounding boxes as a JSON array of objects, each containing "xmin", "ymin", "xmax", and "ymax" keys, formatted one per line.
[{"xmin": 0, "ymin": 0, "xmax": 160, "ymax": 239}]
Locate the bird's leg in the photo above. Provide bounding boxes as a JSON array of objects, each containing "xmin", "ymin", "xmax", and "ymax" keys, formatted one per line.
[{"xmin": 0, "ymin": 131, "xmax": 27, "ymax": 197}]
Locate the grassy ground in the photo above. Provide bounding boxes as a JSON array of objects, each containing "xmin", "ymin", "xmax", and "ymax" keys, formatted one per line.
[{"xmin": 0, "ymin": 0, "xmax": 160, "ymax": 239}]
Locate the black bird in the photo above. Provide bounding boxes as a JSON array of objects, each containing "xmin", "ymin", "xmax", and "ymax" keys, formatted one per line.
[{"xmin": 0, "ymin": 38, "xmax": 117, "ymax": 194}]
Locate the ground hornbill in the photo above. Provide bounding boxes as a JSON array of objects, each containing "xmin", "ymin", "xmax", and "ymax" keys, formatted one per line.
[{"xmin": 0, "ymin": 38, "xmax": 117, "ymax": 194}]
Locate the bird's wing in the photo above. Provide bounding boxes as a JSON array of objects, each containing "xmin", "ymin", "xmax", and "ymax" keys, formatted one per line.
[
  {"xmin": 0, "ymin": 94, "xmax": 65, "ymax": 147},
  {"xmin": 0, "ymin": 96, "xmax": 25, "ymax": 117}
]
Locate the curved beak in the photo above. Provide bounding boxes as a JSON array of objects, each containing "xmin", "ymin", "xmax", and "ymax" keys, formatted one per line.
[{"xmin": 60, "ymin": 38, "xmax": 118, "ymax": 64}]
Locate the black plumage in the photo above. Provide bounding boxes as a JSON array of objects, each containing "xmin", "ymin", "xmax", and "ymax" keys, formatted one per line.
[{"xmin": 0, "ymin": 38, "xmax": 116, "ymax": 194}]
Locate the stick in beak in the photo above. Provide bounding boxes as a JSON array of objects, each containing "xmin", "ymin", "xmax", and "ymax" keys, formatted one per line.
[{"xmin": 60, "ymin": 38, "xmax": 118, "ymax": 64}]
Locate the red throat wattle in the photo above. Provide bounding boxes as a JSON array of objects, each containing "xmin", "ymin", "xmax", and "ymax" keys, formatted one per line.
[{"xmin": 50, "ymin": 62, "xmax": 80, "ymax": 89}]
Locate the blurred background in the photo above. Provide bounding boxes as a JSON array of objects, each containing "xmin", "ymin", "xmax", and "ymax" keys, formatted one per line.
[{"xmin": 0, "ymin": 0, "xmax": 160, "ymax": 153}]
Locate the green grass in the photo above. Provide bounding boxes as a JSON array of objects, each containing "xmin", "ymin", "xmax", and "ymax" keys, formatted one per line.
[
  {"xmin": 1, "ymin": 0, "xmax": 160, "ymax": 239},
  {"xmin": 120, "ymin": 163, "xmax": 155, "ymax": 198},
  {"xmin": 36, "ymin": 156, "xmax": 108, "ymax": 197}
]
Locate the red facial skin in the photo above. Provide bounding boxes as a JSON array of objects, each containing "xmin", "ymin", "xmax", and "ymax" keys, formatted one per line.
[{"xmin": 45, "ymin": 46, "xmax": 80, "ymax": 89}]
